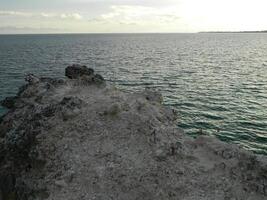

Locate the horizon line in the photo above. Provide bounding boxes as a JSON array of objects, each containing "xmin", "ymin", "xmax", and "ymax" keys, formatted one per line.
[
  {"xmin": 0, "ymin": 32, "xmax": 197, "ymax": 35},
  {"xmin": 1, "ymin": 30, "xmax": 267, "ymax": 35}
]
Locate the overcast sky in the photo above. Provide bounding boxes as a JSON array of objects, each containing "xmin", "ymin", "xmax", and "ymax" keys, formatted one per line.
[{"xmin": 0, "ymin": 0, "xmax": 267, "ymax": 33}]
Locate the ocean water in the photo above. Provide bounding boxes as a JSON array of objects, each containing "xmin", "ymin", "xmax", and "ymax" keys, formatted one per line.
[{"xmin": 1, "ymin": 33, "xmax": 267, "ymax": 154}]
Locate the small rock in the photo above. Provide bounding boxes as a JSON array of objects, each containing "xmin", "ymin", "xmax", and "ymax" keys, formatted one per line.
[
  {"xmin": 155, "ymin": 149, "xmax": 167, "ymax": 161},
  {"xmin": 93, "ymin": 74, "xmax": 105, "ymax": 84},
  {"xmin": 41, "ymin": 104, "xmax": 58, "ymax": 117},
  {"xmin": 0, "ymin": 97, "xmax": 17, "ymax": 109},
  {"xmin": 80, "ymin": 75, "xmax": 94, "ymax": 84},
  {"xmin": 79, "ymin": 74, "xmax": 105, "ymax": 85},
  {"xmin": 168, "ymin": 141, "xmax": 182, "ymax": 156},
  {"xmin": 65, "ymin": 64, "xmax": 94, "ymax": 79},
  {"xmin": 0, "ymin": 174, "xmax": 16, "ymax": 199},
  {"xmin": 143, "ymin": 89, "xmax": 163, "ymax": 103},
  {"xmin": 61, "ymin": 108, "xmax": 80, "ymax": 121},
  {"xmin": 109, "ymin": 104, "xmax": 121, "ymax": 116},
  {"xmin": 60, "ymin": 96, "xmax": 83, "ymax": 109},
  {"xmin": 63, "ymin": 170, "xmax": 75, "ymax": 183},
  {"xmin": 55, "ymin": 180, "xmax": 67, "ymax": 188},
  {"xmin": 103, "ymin": 103, "xmax": 121, "ymax": 116},
  {"xmin": 25, "ymin": 74, "xmax": 40, "ymax": 84},
  {"xmin": 17, "ymin": 84, "xmax": 28, "ymax": 96}
]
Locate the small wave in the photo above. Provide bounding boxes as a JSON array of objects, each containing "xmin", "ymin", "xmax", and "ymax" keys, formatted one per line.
[{"xmin": 200, "ymin": 112, "xmax": 224, "ymax": 120}]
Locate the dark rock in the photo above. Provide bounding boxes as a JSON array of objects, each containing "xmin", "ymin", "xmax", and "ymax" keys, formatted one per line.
[
  {"xmin": 17, "ymin": 84, "xmax": 29, "ymax": 96},
  {"xmin": 59, "ymin": 97, "xmax": 84, "ymax": 121},
  {"xmin": 93, "ymin": 74, "xmax": 105, "ymax": 84},
  {"xmin": 0, "ymin": 139, "xmax": 5, "ymax": 163},
  {"xmin": 40, "ymin": 104, "xmax": 58, "ymax": 118},
  {"xmin": 79, "ymin": 75, "xmax": 94, "ymax": 85},
  {"xmin": 65, "ymin": 64, "xmax": 94, "ymax": 79},
  {"xmin": 40, "ymin": 77, "xmax": 65, "ymax": 87},
  {"xmin": 0, "ymin": 173, "xmax": 16, "ymax": 200},
  {"xmin": 0, "ymin": 118, "xmax": 12, "ymax": 138},
  {"xmin": 25, "ymin": 74, "xmax": 39, "ymax": 85},
  {"xmin": 6, "ymin": 129, "xmax": 29, "ymax": 152},
  {"xmin": 1, "ymin": 96, "xmax": 17, "ymax": 109},
  {"xmin": 20, "ymin": 85, "xmax": 38, "ymax": 98},
  {"xmin": 143, "ymin": 90, "xmax": 163, "ymax": 103},
  {"xmin": 60, "ymin": 96, "xmax": 83, "ymax": 109}
]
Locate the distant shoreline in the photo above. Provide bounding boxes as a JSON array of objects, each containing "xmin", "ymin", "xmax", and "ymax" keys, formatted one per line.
[{"xmin": 199, "ymin": 31, "xmax": 267, "ymax": 33}]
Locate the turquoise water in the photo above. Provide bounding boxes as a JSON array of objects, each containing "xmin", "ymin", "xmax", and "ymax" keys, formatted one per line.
[{"xmin": 1, "ymin": 33, "xmax": 267, "ymax": 154}]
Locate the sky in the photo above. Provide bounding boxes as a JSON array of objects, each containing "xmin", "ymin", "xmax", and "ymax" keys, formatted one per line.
[{"xmin": 0, "ymin": 0, "xmax": 267, "ymax": 34}]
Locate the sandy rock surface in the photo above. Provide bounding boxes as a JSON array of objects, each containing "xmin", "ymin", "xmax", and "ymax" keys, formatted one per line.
[{"xmin": 0, "ymin": 65, "xmax": 266, "ymax": 200}]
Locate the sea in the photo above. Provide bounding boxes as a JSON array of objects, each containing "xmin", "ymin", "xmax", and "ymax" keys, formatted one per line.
[{"xmin": 0, "ymin": 33, "xmax": 267, "ymax": 154}]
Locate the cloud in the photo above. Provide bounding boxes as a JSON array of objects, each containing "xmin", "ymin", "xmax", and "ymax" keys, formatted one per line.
[
  {"xmin": 89, "ymin": 5, "xmax": 181, "ymax": 25},
  {"xmin": 0, "ymin": 26, "xmax": 65, "ymax": 34},
  {"xmin": 0, "ymin": 11, "xmax": 83, "ymax": 21},
  {"xmin": 60, "ymin": 13, "xmax": 83, "ymax": 20},
  {"xmin": 0, "ymin": 5, "xmax": 183, "ymax": 33},
  {"xmin": 0, "ymin": 11, "xmax": 33, "ymax": 17}
]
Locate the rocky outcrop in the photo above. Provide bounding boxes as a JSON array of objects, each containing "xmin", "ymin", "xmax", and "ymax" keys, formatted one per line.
[
  {"xmin": 0, "ymin": 65, "xmax": 266, "ymax": 200},
  {"xmin": 65, "ymin": 64, "xmax": 104, "ymax": 84},
  {"xmin": 65, "ymin": 64, "xmax": 94, "ymax": 79}
]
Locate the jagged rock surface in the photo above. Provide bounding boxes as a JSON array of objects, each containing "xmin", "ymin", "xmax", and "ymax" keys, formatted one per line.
[
  {"xmin": 65, "ymin": 64, "xmax": 94, "ymax": 79},
  {"xmin": 0, "ymin": 65, "xmax": 267, "ymax": 200}
]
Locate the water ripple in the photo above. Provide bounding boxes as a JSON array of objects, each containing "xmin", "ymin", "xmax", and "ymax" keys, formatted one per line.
[{"xmin": 1, "ymin": 33, "xmax": 267, "ymax": 154}]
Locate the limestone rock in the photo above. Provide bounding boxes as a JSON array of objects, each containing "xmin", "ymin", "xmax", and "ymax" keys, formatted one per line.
[{"xmin": 0, "ymin": 65, "xmax": 266, "ymax": 200}]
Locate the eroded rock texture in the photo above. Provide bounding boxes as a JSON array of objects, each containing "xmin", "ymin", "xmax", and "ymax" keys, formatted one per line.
[{"xmin": 0, "ymin": 65, "xmax": 266, "ymax": 200}]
